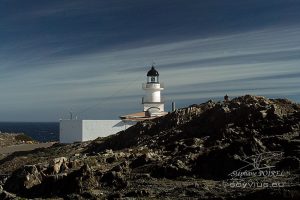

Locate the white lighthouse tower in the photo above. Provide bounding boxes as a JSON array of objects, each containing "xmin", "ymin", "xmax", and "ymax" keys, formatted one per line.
[
  {"xmin": 119, "ymin": 65, "xmax": 167, "ymax": 122},
  {"xmin": 142, "ymin": 66, "xmax": 165, "ymax": 116}
]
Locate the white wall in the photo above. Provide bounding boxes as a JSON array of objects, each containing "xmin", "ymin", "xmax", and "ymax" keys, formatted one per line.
[
  {"xmin": 60, "ymin": 120, "xmax": 135, "ymax": 143},
  {"xmin": 60, "ymin": 120, "xmax": 83, "ymax": 143},
  {"xmin": 82, "ymin": 120, "xmax": 126, "ymax": 141}
]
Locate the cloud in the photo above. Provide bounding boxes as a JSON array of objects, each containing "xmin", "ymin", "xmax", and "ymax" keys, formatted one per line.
[{"xmin": 1, "ymin": 1, "xmax": 300, "ymax": 121}]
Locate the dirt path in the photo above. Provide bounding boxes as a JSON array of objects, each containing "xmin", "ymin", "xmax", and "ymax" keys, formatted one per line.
[{"xmin": 0, "ymin": 142, "xmax": 55, "ymax": 154}]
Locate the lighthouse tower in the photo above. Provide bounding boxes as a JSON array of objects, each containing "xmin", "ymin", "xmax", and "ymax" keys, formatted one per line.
[
  {"xmin": 142, "ymin": 66, "xmax": 165, "ymax": 116},
  {"xmin": 119, "ymin": 65, "xmax": 167, "ymax": 121}
]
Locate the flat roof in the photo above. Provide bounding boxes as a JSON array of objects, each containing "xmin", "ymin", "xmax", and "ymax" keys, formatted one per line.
[{"xmin": 120, "ymin": 111, "xmax": 168, "ymax": 122}]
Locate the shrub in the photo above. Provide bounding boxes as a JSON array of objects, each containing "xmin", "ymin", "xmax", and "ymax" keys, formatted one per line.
[{"xmin": 15, "ymin": 134, "xmax": 34, "ymax": 141}]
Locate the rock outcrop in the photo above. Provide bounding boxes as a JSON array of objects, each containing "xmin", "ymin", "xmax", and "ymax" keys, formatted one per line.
[
  {"xmin": 0, "ymin": 95, "xmax": 299, "ymax": 199},
  {"xmin": 0, "ymin": 133, "xmax": 36, "ymax": 147}
]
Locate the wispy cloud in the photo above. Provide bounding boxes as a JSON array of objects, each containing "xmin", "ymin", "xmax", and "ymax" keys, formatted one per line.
[
  {"xmin": 1, "ymin": 1, "xmax": 300, "ymax": 121},
  {"xmin": 1, "ymin": 24, "xmax": 300, "ymax": 121}
]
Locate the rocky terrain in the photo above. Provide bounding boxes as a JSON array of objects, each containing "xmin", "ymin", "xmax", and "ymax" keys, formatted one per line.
[{"xmin": 0, "ymin": 95, "xmax": 299, "ymax": 199}]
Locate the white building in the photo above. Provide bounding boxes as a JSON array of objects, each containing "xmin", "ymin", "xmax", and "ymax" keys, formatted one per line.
[
  {"xmin": 59, "ymin": 120, "xmax": 134, "ymax": 143},
  {"xmin": 120, "ymin": 66, "xmax": 168, "ymax": 121},
  {"xmin": 60, "ymin": 66, "xmax": 167, "ymax": 143}
]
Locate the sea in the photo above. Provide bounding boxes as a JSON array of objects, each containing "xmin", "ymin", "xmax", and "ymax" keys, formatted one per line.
[{"xmin": 0, "ymin": 122, "xmax": 59, "ymax": 142}]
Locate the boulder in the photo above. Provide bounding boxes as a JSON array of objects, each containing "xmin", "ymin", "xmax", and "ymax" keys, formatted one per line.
[
  {"xmin": 4, "ymin": 165, "xmax": 43, "ymax": 195},
  {"xmin": 130, "ymin": 153, "xmax": 154, "ymax": 168},
  {"xmin": 48, "ymin": 157, "xmax": 68, "ymax": 174},
  {"xmin": 111, "ymin": 161, "xmax": 129, "ymax": 172},
  {"xmin": 100, "ymin": 171, "xmax": 128, "ymax": 188},
  {"xmin": 0, "ymin": 189, "xmax": 16, "ymax": 200}
]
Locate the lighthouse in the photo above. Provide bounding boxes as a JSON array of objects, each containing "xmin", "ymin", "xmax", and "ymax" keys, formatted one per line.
[
  {"xmin": 142, "ymin": 66, "xmax": 165, "ymax": 116},
  {"xmin": 119, "ymin": 65, "xmax": 168, "ymax": 121},
  {"xmin": 60, "ymin": 65, "xmax": 167, "ymax": 143}
]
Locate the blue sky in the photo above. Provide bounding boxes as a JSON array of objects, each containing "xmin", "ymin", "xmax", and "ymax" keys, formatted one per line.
[{"xmin": 0, "ymin": 0, "xmax": 300, "ymax": 121}]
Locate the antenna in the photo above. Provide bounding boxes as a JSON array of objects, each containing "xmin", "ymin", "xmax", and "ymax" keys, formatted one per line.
[
  {"xmin": 69, "ymin": 112, "xmax": 73, "ymax": 120},
  {"xmin": 172, "ymin": 101, "xmax": 176, "ymax": 112},
  {"xmin": 152, "ymin": 61, "xmax": 156, "ymax": 67}
]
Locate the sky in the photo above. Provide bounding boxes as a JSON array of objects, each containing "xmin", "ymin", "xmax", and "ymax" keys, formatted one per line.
[{"xmin": 0, "ymin": 0, "xmax": 300, "ymax": 121}]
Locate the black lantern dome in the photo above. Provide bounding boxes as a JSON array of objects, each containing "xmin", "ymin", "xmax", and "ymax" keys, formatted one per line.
[{"xmin": 147, "ymin": 66, "xmax": 159, "ymax": 76}]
